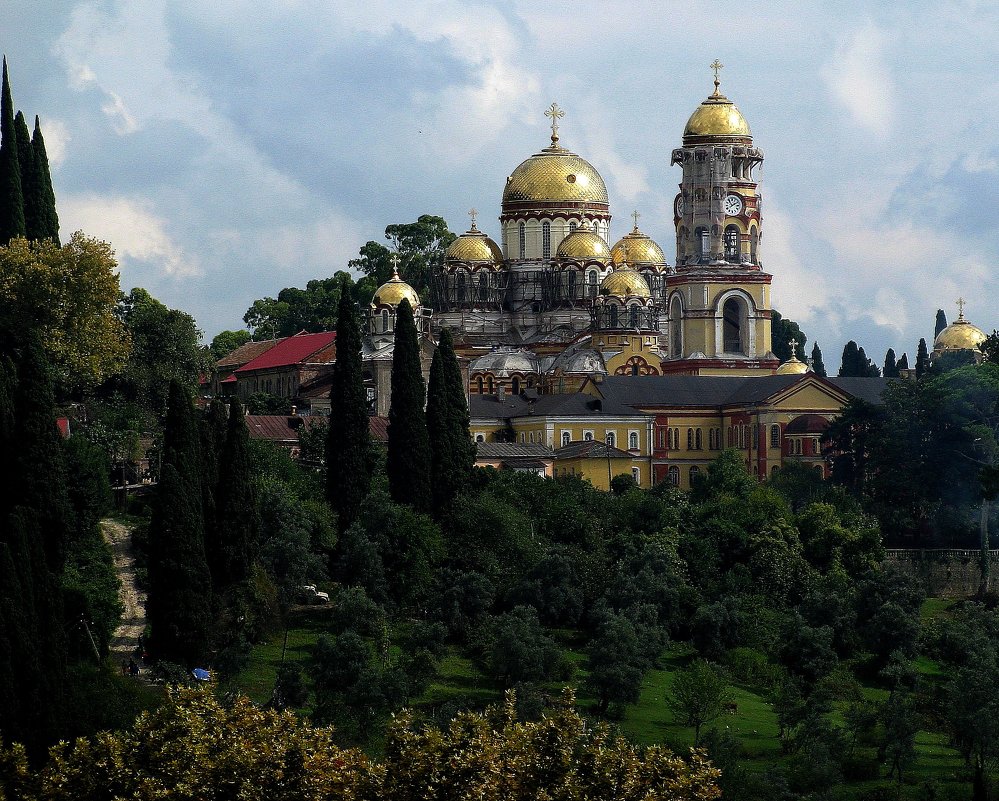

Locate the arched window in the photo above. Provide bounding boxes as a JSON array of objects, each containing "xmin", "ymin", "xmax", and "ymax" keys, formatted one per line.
[
  {"xmin": 813, "ymin": 437, "xmax": 820, "ymax": 454},
  {"xmin": 561, "ymin": 430, "xmax": 571, "ymax": 447},
  {"xmin": 519, "ymin": 222, "xmax": 526, "ymax": 258},
  {"xmin": 456, "ymin": 272, "xmax": 466, "ymax": 303},
  {"xmin": 751, "ymin": 423, "xmax": 758, "ymax": 450},
  {"xmin": 569, "ymin": 221, "xmax": 578, "ymax": 233},
  {"xmin": 629, "ymin": 305, "xmax": 639, "ymax": 328},
  {"xmin": 687, "ymin": 428, "xmax": 693, "ymax": 449},
  {"xmin": 632, "ymin": 466, "xmax": 640, "ymax": 485},
  {"xmin": 689, "ymin": 465, "xmax": 700, "ymax": 485},
  {"xmin": 528, "ymin": 431, "xmax": 534, "ymax": 444},
  {"xmin": 605, "ymin": 432, "xmax": 616, "ymax": 448},
  {"xmin": 770, "ymin": 424, "xmax": 780, "ymax": 449},
  {"xmin": 584, "ymin": 431, "xmax": 594, "ymax": 441},
  {"xmin": 567, "ymin": 270, "xmax": 577, "ymax": 300},
  {"xmin": 478, "ymin": 272, "xmax": 488, "ymax": 302},
  {"xmin": 670, "ymin": 297, "xmax": 683, "ymax": 357},
  {"xmin": 723, "ymin": 297, "xmax": 744, "ymax": 354},
  {"xmin": 475, "ymin": 433, "xmax": 485, "ymax": 443},
  {"xmin": 668, "ymin": 465, "xmax": 680, "ymax": 486},
  {"xmin": 724, "ymin": 225, "xmax": 740, "ymax": 262},
  {"xmin": 629, "ymin": 431, "xmax": 639, "ymax": 450},
  {"xmin": 511, "ymin": 376, "xmax": 521, "ymax": 395},
  {"xmin": 588, "ymin": 271, "xmax": 598, "ymax": 299},
  {"xmin": 486, "ymin": 375, "xmax": 495, "ymax": 393},
  {"xmin": 609, "ymin": 304, "xmax": 619, "ymax": 328},
  {"xmin": 695, "ymin": 226, "xmax": 709, "ymax": 259},
  {"xmin": 695, "ymin": 428, "xmax": 702, "ymax": 449},
  {"xmin": 750, "ymin": 227, "xmax": 759, "ymax": 263},
  {"xmin": 667, "ymin": 429, "xmax": 674, "ymax": 450},
  {"xmin": 381, "ymin": 309, "xmax": 389, "ymax": 332},
  {"xmin": 476, "ymin": 376, "xmax": 484, "ymax": 394},
  {"xmin": 542, "ymin": 221, "xmax": 551, "ymax": 259}
]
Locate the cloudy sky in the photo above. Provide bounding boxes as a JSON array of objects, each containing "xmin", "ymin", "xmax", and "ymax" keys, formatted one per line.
[{"xmin": 3, "ymin": 1, "xmax": 998, "ymax": 367}]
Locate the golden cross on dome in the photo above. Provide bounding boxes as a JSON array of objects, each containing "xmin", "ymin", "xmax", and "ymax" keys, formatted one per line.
[
  {"xmin": 631, "ymin": 210, "xmax": 641, "ymax": 231},
  {"xmin": 710, "ymin": 59, "xmax": 723, "ymax": 94},
  {"xmin": 788, "ymin": 339, "xmax": 798, "ymax": 358},
  {"xmin": 545, "ymin": 102, "xmax": 565, "ymax": 146},
  {"xmin": 468, "ymin": 208, "xmax": 478, "ymax": 230},
  {"xmin": 956, "ymin": 296, "xmax": 966, "ymax": 320},
  {"xmin": 390, "ymin": 254, "xmax": 401, "ymax": 277}
]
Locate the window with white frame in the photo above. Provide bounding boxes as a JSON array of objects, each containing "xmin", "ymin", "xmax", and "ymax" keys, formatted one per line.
[
  {"xmin": 605, "ymin": 431, "xmax": 616, "ymax": 448},
  {"xmin": 629, "ymin": 431, "xmax": 639, "ymax": 450},
  {"xmin": 584, "ymin": 430, "xmax": 594, "ymax": 441},
  {"xmin": 561, "ymin": 430, "xmax": 571, "ymax": 447}
]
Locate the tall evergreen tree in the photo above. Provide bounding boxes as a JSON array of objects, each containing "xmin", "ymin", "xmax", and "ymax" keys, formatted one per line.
[
  {"xmin": 146, "ymin": 464, "xmax": 212, "ymax": 665},
  {"xmin": 934, "ymin": 309, "xmax": 948, "ymax": 338},
  {"xmin": 30, "ymin": 116, "xmax": 59, "ymax": 243},
  {"xmin": 772, "ymin": 311, "xmax": 807, "ymax": 363},
  {"xmin": 387, "ymin": 298, "xmax": 431, "ymax": 512},
  {"xmin": 326, "ymin": 277, "xmax": 371, "ymax": 530},
  {"xmin": 147, "ymin": 381, "xmax": 211, "ymax": 664},
  {"xmin": 0, "ymin": 57, "xmax": 25, "ymax": 243},
  {"xmin": 896, "ymin": 352, "xmax": 909, "ymax": 372},
  {"xmin": 857, "ymin": 346, "xmax": 880, "ymax": 377},
  {"xmin": 811, "ymin": 342, "xmax": 827, "ymax": 377},
  {"xmin": 213, "ymin": 399, "xmax": 257, "ymax": 586},
  {"xmin": 916, "ymin": 338, "xmax": 930, "ymax": 379},
  {"xmin": 199, "ymin": 399, "xmax": 227, "ymax": 568},
  {"xmin": 839, "ymin": 341, "xmax": 861, "ymax": 377},
  {"xmin": 883, "ymin": 348, "xmax": 899, "ymax": 378},
  {"xmin": 13, "ymin": 111, "xmax": 30, "ymax": 185},
  {"xmin": 426, "ymin": 328, "xmax": 474, "ymax": 514}
]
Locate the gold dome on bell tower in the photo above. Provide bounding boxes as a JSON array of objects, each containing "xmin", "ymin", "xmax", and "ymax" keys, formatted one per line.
[{"xmin": 683, "ymin": 60, "xmax": 753, "ymax": 143}]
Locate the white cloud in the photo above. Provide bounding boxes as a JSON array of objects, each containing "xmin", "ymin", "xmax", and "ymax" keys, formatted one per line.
[
  {"xmin": 820, "ymin": 23, "xmax": 895, "ymax": 139},
  {"xmin": 99, "ymin": 90, "xmax": 138, "ymax": 134},
  {"xmin": 38, "ymin": 118, "xmax": 69, "ymax": 167},
  {"xmin": 60, "ymin": 194, "xmax": 198, "ymax": 277}
]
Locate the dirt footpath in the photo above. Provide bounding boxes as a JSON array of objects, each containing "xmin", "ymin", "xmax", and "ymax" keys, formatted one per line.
[{"xmin": 101, "ymin": 519, "xmax": 147, "ymax": 667}]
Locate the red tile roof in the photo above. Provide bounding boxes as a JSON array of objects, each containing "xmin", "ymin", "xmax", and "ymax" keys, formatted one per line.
[
  {"xmin": 216, "ymin": 338, "xmax": 281, "ymax": 369},
  {"xmin": 244, "ymin": 414, "xmax": 389, "ymax": 449},
  {"xmin": 235, "ymin": 331, "xmax": 336, "ymax": 373},
  {"xmin": 369, "ymin": 416, "xmax": 388, "ymax": 442}
]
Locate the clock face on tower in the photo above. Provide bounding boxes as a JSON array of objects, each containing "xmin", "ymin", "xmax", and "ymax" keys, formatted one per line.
[
  {"xmin": 674, "ymin": 195, "xmax": 684, "ymax": 217},
  {"xmin": 723, "ymin": 193, "xmax": 744, "ymax": 216}
]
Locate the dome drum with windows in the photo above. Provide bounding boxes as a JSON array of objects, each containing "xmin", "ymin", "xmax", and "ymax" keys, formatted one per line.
[{"xmin": 445, "ymin": 214, "xmax": 503, "ymax": 267}]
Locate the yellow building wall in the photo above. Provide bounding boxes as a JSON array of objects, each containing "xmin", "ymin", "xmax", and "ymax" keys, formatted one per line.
[{"xmin": 552, "ymin": 455, "xmax": 649, "ymax": 490}]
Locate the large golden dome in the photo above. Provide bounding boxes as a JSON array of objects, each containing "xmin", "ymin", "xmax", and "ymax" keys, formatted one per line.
[
  {"xmin": 445, "ymin": 226, "xmax": 503, "ymax": 264},
  {"xmin": 600, "ymin": 266, "xmax": 651, "ymax": 299},
  {"xmin": 503, "ymin": 146, "xmax": 609, "ymax": 206},
  {"xmin": 556, "ymin": 225, "xmax": 611, "ymax": 261},
  {"xmin": 611, "ymin": 225, "xmax": 667, "ymax": 266},
  {"xmin": 933, "ymin": 314, "xmax": 987, "ymax": 354},
  {"xmin": 683, "ymin": 78, "xmax": 752, "ymax": 140},
  {"xmin": 372, "ymin": 266, "xmax": 420, "ymax": 308}
]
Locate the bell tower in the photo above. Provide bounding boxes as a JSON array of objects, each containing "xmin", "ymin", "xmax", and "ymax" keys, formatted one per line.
[{"xmin": 663, "ymin": 62, "xmax": 777, "ymax": 375}]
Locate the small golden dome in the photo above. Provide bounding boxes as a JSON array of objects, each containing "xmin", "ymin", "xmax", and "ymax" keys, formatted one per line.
[
  {"xmin": 683, "ymin": 82, "xmax": 752, "ymax": 140},
  {"xmin": 503, "ymin": 147, "xmax": 609, "ymax": 206},
  {"xmin": 556, "ymin": 225, "xmax": 612, "ymax": 261},
  {"xmin": 372, "ymin": 265, "xmax": 420, "ymax": 308},
  {"xmin": 611, "ymin": 226, "xmax": 667, "ymax": 266},
  {"xmin": 933, "ymin": 314, "xmax": 987, "ymax": 354},
  {"xmin": 776, "ymin": 356, "xmax": 809, "ymax": 375},
  {"xmin": 600, "ymin": 265, "xmax": 651, "ymax": 299},
  {"xmin": 446, "ymin": 226, "xmax": 503, "ymax": 264}
]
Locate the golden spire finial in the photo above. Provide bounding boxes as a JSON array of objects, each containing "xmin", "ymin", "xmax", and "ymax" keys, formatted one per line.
[
  {"xmin": 631, "ymin": 210, "xmax": 641, "ymax": 231},
  {"xmin": 710, "ymin": 59, "xmax": 723, "ymax": 96},
  {"xmin": 390, "ymin": 253, "xmax": 401, "ymax": 278},
  {"xmin": 545, "ymin": 102, "xmax": 565, "ymax": 146},
  {"xmin": 956, "ymin": 296, "xmax": 966, "ymax": 321},
  {"xmin": 468, "ymin": 208, "xmax": 478, "ymax": 230}
]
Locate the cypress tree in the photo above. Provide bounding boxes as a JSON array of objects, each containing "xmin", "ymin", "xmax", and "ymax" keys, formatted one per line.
[
  {"xmin": 326, "ymin": 278, "xmax": 370, "ymax": 530},
  {"xmin": 200, "ymin": 399, "xmax": 227, "ymax": 567},
  {"xmin": 213, "ymin": 399, "xmax": 257, "ymax": 586},
  {"xmin": 811, "ymin": 342, "xmax": 827, "ymax": 377},
  {"xmin": 839, "ymin": 341, "xmax": 861, "ymax": 377},
  {"xmin": 935, "ymin": 309, "xmax": 948, "ymax": 337},
  {"xmin": 147, "ymin": 464, "xmax": 212, "ymax": 665},
  {"xmin": 13, "ymin": 111, "xmax": 30, "ymax": 185},
  {"xmin": 883, "ymin": 348, "xmax": 899, "ymax": 378},
  {"xmin": 0, "ymin": 57, "xmax": 25, "ymax": 243},
  {"xmin": 147, "ymin": 380, "xmax": 212, "ymax": 664},
  {"xmin": 426, "ymin": 328, "xmax": 474, "ymax": 514},
  {"xmin": 896, "ymin": 352, "xmax": 909, "ymax": 371},
  {"xmin": 387, "ymin": 298, "xmax": 431, "ymax": 512},
  {"xmin": 30, "ymin": 116, "xmax": 59, "ymax": 243},
  {"xmin": 857, "ymin": 346, "xmax": 880, "ymax": 377},
  {"xmin": 916, "ymin": 338, "xmax": 930, "ymax": 379}
]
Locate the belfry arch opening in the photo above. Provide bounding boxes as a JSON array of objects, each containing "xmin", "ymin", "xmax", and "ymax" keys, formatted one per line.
[
  {"xmin": 723, "ymin": 297, "xmax": 746, "ymax": 354},
  {"xmin": 670, "ymin": 296, "xmax": 683, "ymax": 357}
]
